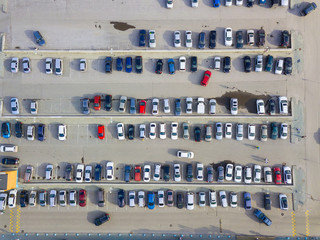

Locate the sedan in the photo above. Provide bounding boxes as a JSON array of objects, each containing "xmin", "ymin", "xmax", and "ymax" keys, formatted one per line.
[
  {"xmin": 209, "ymin": 99, "xmax": 216, "ymax": 114},
  {"xmin": 174, "ymin": 31, "xmax": 181, "ymax": 47},
  {"xmin": 225, "ymin": 123, "xmax": 232, "ymax": 139},
  {"xmin": 280, "ymin": 123, "xmax": 288, "ymax": 140},
  {"xmin": 125, "ymin": 57, "xmax": 132, "ymax": 73},
  {"xmin": 264, "ymin": 167, "xmax": 273, "ymax": 183},
  {"xmin": 155, "ymin": 59, "xmax": 163, "ymax": 74},
  {"xmin": 10, "ymin": 98, "xmax": 19, "ymax": 115},
  {"xmin": 186, "ymin": 97, "xmax": 193, "ymax": 114},
  {"xmin": 200, "ymin": 70, "xmax": 212, "ymax": 87},
  {"xmin": 173, "ymin": 164, "xmax": 181, "ymax": 181},
  {"xmin": 280, "ymin": 30, "xmax": 290, "ymax": 48},
  {"xmin": 190, "ymin": 56, "xmax": 197, "ymax": 72},
  {"xmin": 116, "ymin": 57, "xmax": 123, "ymax": 71},
  {"xmin": 22, "ymin": 57, "xmax": 31, "ymax": 73},
  {"xmin": 117, "ymin": 123, "xmax": 125, "ymax": 140},
  {"xmin": 198, "ymin": 32, "xmax": 205, "ymax": 49},
  {"xmin": 219, "ymin": 191, "xmax": 228, "ymax": 208},
  {"xmin": 94, "ymin": 213, "xmax": 110, "ymax": 226},
  {"xmin": 194, "ymin": 127, "xmax": 201, "ymax": 142},
  {"xmin": 216, "ymin": 122, "xmax": 223, "ymax": 140},
  {"xmin": 248, "ymin": 124, "xmax": 256, "ymax": 140},
  {"xmin": 236, "ymin": 30, "xmax": 243, "ymax": 49},
  {"xmin": 24, "ymin": 165, "xmax": 33, "ymax": 182},
  {"xmin": 234, "ymin": 165, "xmax": 242, "ymax": 183},
  {"xmin": 199, "ymin": 192, "xmax": 206, "ymax": 207},
  {"xmin": 139, "ymin": 100, "xmax": 146, "ymax": 114},
  {"xmin": 106, "ymin": 162, "xmax": 114, "ymax": 180},
  {"xmin": 255, "ymin": 55, "xmax": 263, "ymax": 72},
  {"xmin": 256, "ymin": 99, "xmax": 265, "ymax": 114},
  {"xmin": 159, "ymin": 123, "xmax": 166, "ymax": 140},
  {"xmin": 171, "ymin": 122, "xmax": 178, "ymax": 140},
  {"xmin": 230, "ymin": 192, "xmax": 238, "ymax": 208},
  {"xmin": 168, "ymin": 58, "xmax": 175, "ymax": 74},
  {"xmin": 243, "ymin": 56, "xmax": 251, "ymax": 73},
  {"xmin": 11, "ymin": 57, "xmax": 19, "ymax": 73},
  {"xmin": 284, "ymin": 57, "xmax": 292, "ymax": 75},
  {"xmin": 253, "ymin": 165, "xmax": 262, "ymax": 183},
  {"xmin": 224, "ymin": 28, "xmax": 232, "ymax": 46},
  {"xmin": 118, "ymin": 190, "xmax": 125, "ymax": 208},
  {"xmin": 149, "ymin": 123, "xmax": 156, "ymax": 139},
  {"xmin": 135, "ymin": 56, "xmax": 143, "ymax": 73},
  {"xmin": 274, "ymin": 167, "xmax": 282, "ymax": 184},
  {"xmin": 139, "ymin": 29, "xmax": 146, "ymax": 47},
  {"xmin": 97, "ymin": 125, "xmax": 105, "ymax": 140},
  {"xmin": 268, "ymin": 99, "xmax": 276, "ymax": 115},
  {"xmin": 118, "ymin": 96, "xmax": 127, "ymax": 112},
  {"xmin": 149, "ymin": 30, "xmax": 156, "ymax": 48},
  {"xmin": 143, "ymin": 165, "xmax": 151, "ymax": 182},
  {"xmin": 182, "ymin": 122, "xmax": 189, "ymax": 140},
  {"xmin": 2, "ymin": 122, "xmax": 10, "ymax": 138},
  {"xmin": 152, "ymin": 98, "xmax": 159, "ymax": 115},
  {"xmin": 185, "ymin": 31, "xmax": 192, "ymax": 48},
  {"xmin": 134, "ymin": 166, "xmax": 142, "ymax": 181},
  {"xmin": 225, "ymin": 164, "xmax": 233, "ymax": 181},
  {"xmin": 209, "ymin": 30, "xmax": 217, "ymax": 49},
  {"xmin": 179, "ymin": 56, "xmax": 186, "ymax": 71},
  {"xmin": 283, "ymin": 166, "xmax": 292, "ymax": 184},
  {"xmin": 177, "ymin": 151, "xmax": 194, "ymax": 159},
  {"xmin": 279, "ymin": 194, "xmax": 288, "ymax": 210},
  {"xmin": 154, "ymin": 164, "xmax": 161, "ymax": 181},
  {"xmin": 244, "ymin": 192, "xmax": 252, "ymax": 210},
  {"xmin": 8, "ymin": 189, "xmax": 17, "ymax": 208},
  {"xmin": 230, "ymin": 98, "xmax": 238, "ymax": 115},
  {"xmin": 45, "ymin": 58, "xmax": 53, "ymax": 74}
]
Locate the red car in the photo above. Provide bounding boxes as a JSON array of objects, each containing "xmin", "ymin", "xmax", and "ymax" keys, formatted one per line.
[
  {"xmin": 139, "ymin": 100, "xmax": 146, "ymax": 114},
  {"xmin": 200, "ymin": 70, "xmax": 212, "ymax": 86},
  {"xmin": 94, "ymin": 95, "xmax": 101, "ymax": 110},
  {"xmin": 273, "ymin": 167, "xmax": 282, "ymax": 184},
  {"xmin": 79, "ymin": 189, "xmax": 87, "ymax": 207},
  {"xmin": 134, "ymin": 165, "xmax": 142, "ymax": 181},
  {"xmin": 97, "ymin": 125, "xmax": 105, "ymax": 140}
]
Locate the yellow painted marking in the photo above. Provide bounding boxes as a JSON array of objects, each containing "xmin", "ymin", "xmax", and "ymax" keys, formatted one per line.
[
  {"xmin": 9, "ymin": 209, "xmax": 14, "ymax": 233},
  {"xmin": 15, "ymin": 206, "xmax": 21, "ymax": 233},
  {"xmin": 291, "ymin": 211, "xmax": 297, "ymax": 236},
  {"xmin": 305, "ymin": 210, "xmax": 310, "ymax": 236}
]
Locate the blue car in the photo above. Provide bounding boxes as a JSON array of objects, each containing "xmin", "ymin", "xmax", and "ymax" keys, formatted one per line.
[
  {"xmin": 126, "ymin": 57, "xmax": 132, "ymax": 73},
  {"xmin": 175, "ymin": 99, "xmax": 181, "ymax": 116},
  {"xmin": 116, "ymin": 57, "xmax": 123, "ymax": 71},
  {"xmin": 139, "ymin": 30, "xmax": 146, "ymax": 47},
  {"xmin": 37, "ymin": 124, "xmax": 45, "ymax": 141},
  {"xmin": 130, "ymin": 98, "xmax": 136, "ymax": 114},
  {"xmin": 2, "ymin": 122, "xmax": 10, "ymax": 138},
  {"xmin": 147, "ymin": 192, "xmax": 155, "ymax": 210},
  {"xmin": 33, "ymin": 31, "xmax": 45, "ymax": 46},
  {"xmin": 213, "ymin": 0, "xmax": 220, "ymax": 8},
  {"xmin": 168, "ymin": 59, "xmax": 175, "ymax": 74},
  {"xmin": 259, "ymin": 0, "xmax": 266, "ymax": 5},
  {"xmin": 94, "ymin": 164, "xmax": 102, "ymax": 181},
  {"xmin": 244, "ymin": 192, "xmax": 252, "ymax": 210}
]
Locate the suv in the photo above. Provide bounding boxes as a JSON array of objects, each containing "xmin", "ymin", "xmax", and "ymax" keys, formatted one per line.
[
  {"xmin": 301, "ymin": 2, "xmax": 317, "ymax": 16},
  {"xmin": 257, "ymin": 28, "xmax": 265, "ymax": 47},
  {"xmin": 105, "ymin": 57, "xmax": 112, "ymax": 73}
]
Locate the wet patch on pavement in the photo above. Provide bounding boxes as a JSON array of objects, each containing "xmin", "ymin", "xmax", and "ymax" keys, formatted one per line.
[{"xmin": 110, "ymin": 21, "xmax": 135, "ymax": 31}]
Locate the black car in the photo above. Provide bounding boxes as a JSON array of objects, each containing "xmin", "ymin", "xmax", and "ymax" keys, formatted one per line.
[
  {"xmin": 247, "ymin": 0, "xmax": 254, "ymax": 7},
  {"xmin": 155, "ymin": 59, "xmax": 163, "ymax": 74},
  {"xmin": 65, "ymin": 163, "xmax": 73, "ymax": 181},
  {"xmin": 20, "ymin": 190, "xmax": 29, "ymax": 208},
  {"xmin": 190, "ymin": 56, "xmax": 197, "ymax": 72},
  {"xmin": 128, "ymin": 124, "xmax": 135, "ymax": 140},
  {"xmin": 280, "ymin": 30, "xmax": 290, "ymax": 48},
  {"xmin": 268, "ymin": 99, "xmax": 276, "ymax": 115},
  {"xmin": 105, "ymin": 95, "xmax": 112, "ymax": 111},
  {"xmin": 118, "ymin": 189, "xmax": 125, "ymax": 208},
  {"xmin": 236, "ymin": 31, "xmax": 244, "ymax": 49},
  {"xmin": 194, "ymin": 127, "xmax": 201, "ymax": 142},
  {"xmin": 284, "ymin": 57, "xmax": 292, "ymax": 75},
  {"xmin": 264, "ymin": 193, "xmax": 271, "ymax": 210},
  {"xmin": 94, "ymin": 213, "xmax": 110, "ymax": 226},
  {"xmin": 105, "ymin": 57, "xmax": 112, "ymax": 73},
  {"xmin": 116, "ymin": 57, "xmax": 123, "ymax": 71},
  {"xmin": 135, "ymin": 56, "xmax": 143, "ymax": 73},
  {"xmin": 37, "ymin": 124, "xmax": 45, "ymax": 141},
  {"xmin": 176, "ymin": 192, "xmax": 184, "ymax": 209},
  {"xmin": 301, "ymin": 2, "xmax": 317, "ymax": 16},
  {"xmin": 139, "ymin": 29, "xmax": 146, "ymax": 47},
  {"xmin": 2, "ymin": 157, "xmax": 19, "ymax": 166},
  {"xmin": 209, "ymin": 30, "xmax": 216, "ymax": 49},
  {"xmin": 257, "ymin": 28, "xmax": 266, "ymax": 47},
  {"xmin": 15, "ymin": 121, "xmax": 23, "ymax": 138},
  {"xmin": 186, "ymin": 164, "xmax": 193, "ymax": 182},
  {"xmin": 198, "ymin": 32, "xmax": 206, "ymax": 49},
  {"xmin": 163, "ymin": 165, "xmax": 170, "ymax": 182},
  {"xmin": 243, "ymin": 56, "xmax": 251, "ymax": 73},
  {"xmin": 223, "ymin": 56, "xmax": 231, "ymax": 73},
  {"xmin": 94, "ymin": 164, "xmax": 102, "ymax": 181}
]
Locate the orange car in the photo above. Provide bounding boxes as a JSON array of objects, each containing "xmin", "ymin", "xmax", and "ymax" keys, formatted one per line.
[
  {"xmin": 134, "ymin": 165, "xmax": 142, "ymax": 181},
  {"xmin": 97, "ymin": 125, "xmax": 105, "ymax": 140},
  {"xmin": 94, "ymin": 95, "xmax": 101, "ymax": 110}
]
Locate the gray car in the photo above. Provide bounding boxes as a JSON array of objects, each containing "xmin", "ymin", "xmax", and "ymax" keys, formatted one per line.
[
  {"xmin": 182, "ymin": 123, "xmax": 189, "ymax": 140},
  {"xmin": 98, "ymin": 188, "xmax": 105, "ymax": 207},
  {"xmin": 207, "ymin": 166, "xmax": 214, "ymax": 183},
  {"xmin": 217, "ymin": 166, "xmax": 224, "ymax": 183},
  {"xmin": 65, "ymin": 163, "xmax": 73, "ymax": 181},
  {"xmin": 129, "ymin": 98, "xmax": 136, "ymax": 114},
  {"xmin": 82, "ymin": 98, "xmax": 90, "ymax": 114}
]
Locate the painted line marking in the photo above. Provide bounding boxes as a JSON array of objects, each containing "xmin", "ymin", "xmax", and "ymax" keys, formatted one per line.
[
  {"xmin": 305, "ymin": 210, "xmax": 310, "ymax": 236},
  {"xmin": 291, "ymin": 211, "xmax": 296, "ymax": 236}
]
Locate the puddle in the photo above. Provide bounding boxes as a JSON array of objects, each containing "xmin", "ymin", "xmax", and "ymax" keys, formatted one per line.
[{"xmin": 110, "ymin": 21, "xmax": 135, "ymax": 31}]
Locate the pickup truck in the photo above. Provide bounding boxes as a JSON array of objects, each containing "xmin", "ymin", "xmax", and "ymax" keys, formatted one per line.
[
  {"xmin": 254, "ymin": 209, "xmax": 272, "ymax": 226},
  {"xmin": 197, "ymin": 98, "xmax": 205, "ymax": 114}
]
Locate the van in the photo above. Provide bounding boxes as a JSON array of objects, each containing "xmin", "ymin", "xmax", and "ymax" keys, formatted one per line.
[
  {"xmin": 55, "ymin": 59, "xmax": 63, "ymax": 75},
  {"xmin": 124, "ymin": 165, "xmax": 131, "ymax": 182},
  {"xmin": 0, "ymin": 145, "xmax": 18, "ymax": 152},
  {"xmin": 98, "ymin": 188, "xmax": 105, "ymax": 207}
]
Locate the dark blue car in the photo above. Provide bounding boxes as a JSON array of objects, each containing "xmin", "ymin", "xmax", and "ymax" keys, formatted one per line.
[
  {"xmin": 116, "ymin": 58, "xmax": 123, "ymax": 71},
  {"xmin": 147, "ymin": 192, "xmax": 155, "ymax": 210},
  {"xmin": 33, "ymin": 31, "xmax": 45, "ymax": 46},
  {"xmin": 37, "ymin": 124, "xmax": 45, "ymax": 141},
  {"xmin": 126, "ymin": 57, "xmax": 132, "ymax": 73},
  {"xmin": 213, "ymin": 0, "xmax": 220, "ymax": 8},
  {"xmin": 139, "ymin": 30, "xmax": 146, "ymax": 47},
  {"xmin": 2, "ymin": 122, "xmax": 10, "ymax": 138},
  {"xmin": 168, "ymin": 59, "xmax": 175, "ymax": 74},
  {"xmin": 94, "ymin": 164, "xmax": 102, "ymax": 181},
  {"xmin": 175, "ymin": 99, "xmax": 181, "ymax": 116},
  {"xmin": 105, "ymin": 57, "xmax": 112, "ymax": 73}
]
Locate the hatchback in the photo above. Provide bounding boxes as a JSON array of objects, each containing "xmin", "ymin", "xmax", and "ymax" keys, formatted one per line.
[
  {"xmin": 200, "ymin": 70, "xmax": 212, "ymax": 86},
  {"xmin": 82, "ymin": 98, "xmax": 90, "ymax": 114},
  {"xmin": 79, "ymin": 59, "xmax": 87, "ymax": 72},
  {"xmin": 94, "ymin": 95, "xmax": 101, "ymax": 110},
  {"xmin": 116, "ymin": 57, "xmax": 123, "ymax": 71},
  {"xmin": 209, "ymin": 30, "xmax": 216, "ymax": 48},
  {"xmin": 45, "ymin": 58, "xmax": 53, "ymax": 74},
  {"xmin": 155, "ymin": 59, "xmax": 163, "ymax": 74},
  {"xmin": 198, "ymin": 32, "xmax": 206, "ymax": 49},
  {"xmin": 2, "ymin": 122, "xmax": 10, "ymax": 138},
  {"xmin": 33, "ymin": 31, "xmax": 45, "ymax": 46},
  {"xmin": 168, "ymin": 59, "xmax": 175, "ymax": 74}
]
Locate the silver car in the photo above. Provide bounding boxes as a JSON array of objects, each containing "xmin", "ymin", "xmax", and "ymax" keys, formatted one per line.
[
  {"xmin": 205, "ymin": 125, "xmax": 212, "ymax": 142},
  {"xmin": 182, "ymin": 123, "xmax": 189, "ymax": 140},
  {"xmin": 209, "ymin": 99, "xmax": 216, "ymax": 114},
  {"xmin": 118, "ymin": 96, "xmax": 127, "ymax": 113}
]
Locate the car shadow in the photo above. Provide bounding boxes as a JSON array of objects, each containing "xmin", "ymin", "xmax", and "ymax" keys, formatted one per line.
[
  {"xmin": 70, "ymin": 58, "xmax": 80, "ymax": 71},
  {"xmin": 267, "ymin": 29, "xmax": 283, "ymax": 47},
  {"xmin": 128, "ymin": 29, "xmax": 142, "ymax": 48},
  {"xmin": 91, "ymin": 58, "xmax": 106, "ymax": 73},
  {"xmin": 216, "ymin": 27, "xmax": 226, "ymax": 46},
  {"xmin": 163, "ymin": 30, "xmax": 174, "ymax": 48},
  {"xmin": 202, "ymin": 0, "xmax": 213, "ymax": 7},
  {"xmin": 24, "ymin": 30, "xmax": 36, "ymax": 46},
  {"xmin": 4, "ymin": 58, "xmax": 12, "ymax": 72},
  {"xmin": 288, "ymin": 2, "xmax": 308, "ymax": 16}
]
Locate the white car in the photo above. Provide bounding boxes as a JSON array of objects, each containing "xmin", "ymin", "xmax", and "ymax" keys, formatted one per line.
[
  {"xmin": 230, "ymin": 98, "xmax": 238, "ymax": 115},
  {"xmin": 182, "ymin": 122, "xmax": 189, "ymax": 140},
  {"xmin": 197, "ymin": 163, "xmax": 204, "ymax": 181},
  {"xmin": 186, "ymin": 97, "xmax": 193, "ymax": 114},
  {"xmin": 139, "ymin": 124, "xmax": 146, "ymax": 140},
  {"xmin": 191, "ymin": 0, "xmax": 199, "ymax": 7},
  {"xmin": 174, "ymin": 31, "xmax": 181, "ymax": 47},
  {"xmin": 149, "ymin": 30, "xmax": 156, "ymax": 48},
  {"xmin": 264, "ymin": 167, "xmax": 272, "ymax": 183},
  {"xmin": 219, "ymin": 191, "xmax": 228, "ymax": 208},
  {"xmin": 283, "ymin": 166, "xmax": 292, "ymax": 184},
  {"xmin": 163, "ymin": 98, "xmax": 170, "ymax": 113},
  {"xmin": 208, "ymin": 99, "xmax": 217, "ymax": 114},
  {"xmin": 30, "ymin": 100, "xmax": 38, "ymax": 114},
  {"xmin": 138, "ymin": 191, "xmax": 145, "ymax": 207},
  {"xmin": 225, "ymin": 164, "xmax": 233, "ymax": 181},
  {"xmin": 46, "ymin": 164, "xmax": 53, "ymax": 180},
  {"xmin": 69, "ymin": 190, "xmax": 77, "ymax": 207},
  {"xmin": 118, "ymin": 96, "xmax": 127, "ymax": 113},
  {"xmin": 158, "ymin": 190, "xmax": 165, "ymax": 207},
  {"xmin": 0, "ymin": 193, "xmax": 7, "ymax": 214},
  {"xmin": 205, "ymin": 125, "xmax": 212, "ymax": 142},
  {"xmin": 129, "ymin": 191, "xmax": 135, "ymax": 207},
  {"xmin": 179, "ymin": 56, "xmax": 186, "ymax": 71},
  {"xmin": 244, "ymin": 166, "xmax": 252, "ymax": 184},
  {"xmin": 173, "ymin": 163, "xmax": 181, "ymax": 181},
  {"xmin": 236, "ymin": 0, "xmax": 243, "ymax": 5},
  {"xmin": 197, "ymin": 98, "xmax": 205, "ymax": 114},
  {"xmin": 234, "ymin": 165, "xmax": 242, "ymax": 183},
  {"xmin": 236, "ymin": 123, "xmax": 243, "ymax": 141},
  {"xmin": 275, "ymin": 59, "xmax": 284, "ymax": 74},
  {"xmin": 10, "ymin": 98, "xmax": 19, "ymax": 115},
  {"xmin": 225, "ymin": 123, "xmax": 232, "ymax": 139},
  {"xmin": 171, "ymin": 122, "xmax": 178, "ymax": 140},
  {"xmin": 143, "ymin": 165, "xmax": 151, "ymax": 182},
  {"xmin": 55, "ymin": 58, "xmax": 63, "ymax": 75},
  {"xmin": 84, "ymin": 165, "xmax": 92, "ymax": 182},
  {"xmin": 117, "ymin": 123, "xmax": 125, "ymax": 140},
  {"xmin": 199, "ymin": 192, "xmax": 206, "ymax": 207},
  {"xmin": 22, "ymin": 57, "xmax": 31, "ymax": 73},
  {"xmin": 159, "ymin": 123, "xmax": 166, "ymax": 140},
  {"xmin": 167, "ymin": 0, "xmax": 173, "ymax": 8},
  {"xmin": 185, "ymin": 31, "xmax": 192, "ymax": 48},
  {"xmin": 279, "ymin": 194, "xmax": 288, "ymax": 210},
  {"xmin": 27, "ymin": 125, "xmax": 35, "ymax": 141},
  {"xmin": 154, "ymin": 164, "xmax": 161, "ymax": 181},
  {"xmin": 279, "ymin": 96, "xmax": 288, "ymax": 114},
  {"xmin": 58, "ymin": 124, "xmax": 67, "ymax": 141},
  {"xmin": 255, "ymin": 55, "xmax": 263, "ymax": 72},
  {"xmin": 149, "ymin": 123, "xmax": 157, "ymax": 139},
  {"xmin": 177, "ymin": 151, "xmax": 194, "ymax": 159},
  {"xmin": 280, "ymin": 123, "xmax": 288, "ymax": 140},
  {"xmin": 49, "ymin": 190, "xmax": 57, "ymax": 207},
  {"xmin": 11, "ymin": 57, "xmax": 19, "ymax": 73},
  {"xmin": 79, "ymin": 59, "xmax": 87, "ymax": 72},
  {"xmin": 45, "ymin": 58, "xmax": 53, "ymax": 74},
  {"xmin": 248, "ymin": 124, "xmax": 256, "ymax": 140},
  {"xmin": 256, "ymin": 99, "xmax": 265, "ymax": 115},
  {"xmin": 59, "ymin": 190, "xmax": 67, "ymax": 207},
  {"xmin": 75, "ymin": 164, "xmax": 84, "ymax": 183},
  {"xmin": 8, "ymin": 189, "xmax": 17, "ymax": 208},
  {"xmin": 216, "ymin": 122, "xmax": 223, "ymax": 140},
  {"xmin": 230, "ymin": 192, "xmax": 238, "ymax": 208},
  {"xmin": 209, "ymin": 191, "xmax": 217, "ymax": 208},
  {"xmin": 106, "ymin": 161, "xmax": 114, "ymax": 180},
  {"xmin": 187, "ymin": 192, "xmax": 194, "ymax": 210},
  {"xmin": 152, "ymin": 98, "xmax": 159, "ymax": 115},
  {"xmin": 281, "ymin": 0, "xmax": 289, "ymax": 6},
  {"xmin": 225, "ymin": 0, "xmax": 232, "ymax": 6},
  {"xmin": 224, "ymin": 28, "xmax": 233, "ymax": 46},
  {"xmin": 214, "ymin": 57, "xmax": 221, "ymax": 70},
  {"xmin": 260, "ymin": 125, "xmax": 268, "ymax": 142},
  {"xmin": 247, "ymin": 30, "xmax": 255, "ymax": 46},
  {"xmin": 29, "ymin": 190, "xmax": 37, "ymax": 207},
  {"xmin": 253, "ymin": 165, "xmax": 262, "ymax": 183}
]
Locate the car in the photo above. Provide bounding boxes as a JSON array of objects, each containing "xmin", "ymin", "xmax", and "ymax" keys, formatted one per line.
[
  {"xmin": 37, "ymin": 124, "xmax": 45, "ymax": 141},
  {"xmin": 264, "ymin": 167, "xmax": 273, "ymax": 183},
  {"xmin": 236, "ymin": 123, "xmax": 244, "ymax": 141},
  {"xmin": 116, "ymin": 57, "xmax": 123, "ymax": 71},
  {"xmin": 182, "ymin": 122, "xmax": 189, "ymax": 140},
  {"xmin": 118, "ymin": 189, "xmax": 125, "ymax": 208},
  {"xmin": 129, "ymin": 191, "xmax": 135, "ymax": 207},
  {"xmin": 22, "ymin": 57, "xmax": 31, "ymax": 73},
  {"xmin": 190, "ymin": 56, "xmax": 197, "ymax": 72},
  {"xmin": 177, "ymin": 151, "xmax": 194, "ymax": 159},
  {"xmin": 217, "ymin": 166, "xmax": 224, "ymax": 183},
  {"xmin": 98, "ymin": 188, "xmax": 105, "ymax": 207},
  {"xmin": 8, "ymin": 189, "xmax": 17, "ymax": 208},
  {"xmin": 185, "ymin": 31, "xmax": 192, "ymax": 48},
  {"xmin": 279, "ymin": 96, "xmax": 288, "ymax": 114},
  {"xmin": 205, "ymin": 125, "xmax": 212, "ymax": 142},
  {"xmin": 168, "ymin": 58, "xmax": 175, "ymax": 74},
  {"xmin": 167, "ymin": 0, "xmax": 173, "ymax": 8},
  {"xmin": 79, "ymin": 189, "xmax": 86, "ymax": 207},
  {"xmin": 194, "ymin": 126, "xmax": 201, "ymax": 142},
  {"xmin": 176, "ymin": 192, "xmax": 184, "ymax": 209},
  {"xmin": 94, "ymin": 213, "xmax": 110, "ymax": 226},
  {"xmin": 1, "ymin": 122, "xmax": 10, "ymax": 138},
  {"xmin": 33, "ymin": 31, "xmax": 45, "ymax": 46},
  {"xmin": 174, "ymin": 31, "xmax": 181, "ymax": 47},
  {"xmin": 2, "ymin": 157, "xmax": 19, "ymax": 166},
  {"xmin": 260, "ymin": 125, "xmax": 268, "ymax": 142},
  {"xmin": 198, "ymin": 192, "xmax": 206, "ymax": 207},
  {"xmin": 49, "ymin": 190, "xmax": 57, "ymax": 207},
  {"xmin": 244, "ymin": 166, "xmax": 252, "ymax": 184},
  {"xmin": 186, "ymin": 164, "xmax": 193, "ymax": 182},
  {"xmin": 260, "ymin": 0, "xmax": 267, "ymax": 4},
  {"xmin": 159, "ymin": 123, "xmax": 166, "ymax": 140},
  {"xmin": 139, "ymin": 124, "xmax": 146, "ymax": 140},
  {"xmin": 171, "ymin": 122, "xmax": 178, "ymax": 140},
  {"xmin": 209, "ymin": 30, "xmax": 217, "ymax": 49},
  {"xmin": 82, "ymin": 98, "xmax": 90, "ymax": 114},
  {"xmin": 55, "ymin": 58, "xmax": 63, "ymax": 75},
  {"xmin": 225, "ymin": 123, "xmax": 232, "ymax": 139},
  {"xmin": 279, "ymin": 194, "xmax": 288, "ymax": 210},
  {"xmin": 139, "ymin": 29, "xmax": 146, "ymax": 47},
  {"xmin": 253, "ymin": 165, "xmax": 262, "ymax": 183},
  {"xmin": 19, "ymin": 190, "xmax": 28, "ymax": 208},
  {"xmin": 208, "ymin": 191, "xmax": 217, "ymax": 208},
  {"xmin": 117, "ymin": 123, "xmax": 125, "ymax": 140},
  {"xmin": 243, "ymin": 56, "xmax": 251, "ymax": 73},
  {"xmin": 257, "ymin": 28, "xmax": 266, "ymax": 47},
  {"xmin": 163, "ymin": 98, "xmax": 170, "ymax": 113},
  {"xmin": 223, "ymin": 56, "xmax": 231, "ymax": 73},
  {"xmin": 58, "ymin": 124, "xmax": 67, "ymax": 141},
  {"xmin": 256, "ymin": 99, "xmax": 265, "ymax": 114},
  {"xmin": 65, "ymin": 163, "xmax": 73, "ymax": 181},
  {"xmin": 268, "ymin": 99, "xmax": 276, "ymax": 115},
  {"xmin": 124, "ymin": 165, "xmax": 131, "ymax": 183},
  {"xmin": 262, "ymin": 193, "xmax": 271, "ymax": 210},
  {"xmin": 30, "ymin": 100, "xmax": 38, "ymax": 114},
  {"xmin": 207, "ymin": 166, "xmax": 214, "ymax": 183},
  {"xmin": 75, "ymin": 164, "xmax": 84, "ymax": 183},
  {"xmin": 191, "ymin": 0, "xmax": 199, "ymax": 7},
  {"xmin": 275, "ymin": 59, "xmax": 284, "ymax": 74},
  {"xmin": 247, "ymin": 30, "xmax": 254, "ymax": 46},
  {"xmin": 94, "ymin": 164, "xmax": 102, "ymax": 181},
  {"xmin": 24, "ymin": 165, "xmax": 33, "ymax": 182},
  {"xmin": 167, "ymin": 190, "xmax": 174, "ymax": 207},
  {"xmin": 224, "ymin": 27, "xmax": 232, "ymax": 46},
  {"xmin": 247, "ymin": 0, "xmax": 254, "ymax": 7},
  {"xmin": 284, "ymin": 57, "xmax": 292, "ymax": 75},
  {"xmin": 209, "ymin": 99, "xmax": 216, "ymax": 114},
  {"xmin": 97, "ymin": 125, "xmax": 105, "ymax": 140},
  {"xmin": 134, "ymin": 165, "xmax": 142, "ymax": 181},
  {"xmin": 0, "ymin": 144, "xmax": 18, "ymax": 153},
  {"xmin": 197, "ymin": 98, "xmax": 205, "ymax": 114},
  {"xmin": 106, "ymin": 162, "xmax": 114, "ymax": 180},
  {"xmin": 236, "ymin": 31, "xmax": 244, "ymax": 49},
  {"xmin": 274, "ymin": 167, "xmax": 282, "ymax": 184},
  {"xmin": 216, "ymin": 122, "xmax": 223, "ymax": 140},
  {"xmin": 147, "ymin": 192, "xmax": 155, "ymax": 210},
  {"xmin": 254, "ymin": 209, "xmax": 272, "ymax": 226},
  {"xmin": 144, "ymin": 165, "xmax": 151, "ymax": 182},
  {"xmin": 255, "ymin": 55, "xmax": 263, "ymax": 72},
  {"xmin": 154, "ymin": 164, "xmax": 161, "ymax": 181},
  {"xmin": 200, "ymin": 70, "xmax": 212, "ymax": 86},
  {"xmin": 93, "ymin": 95, "xmax": 101, "ymax": 110},
  {"xmin": 45, "ymin": 164, "xmax": 53, "ymax": 180},
  {"xmin": 214, "ymin": 57, "xmax": 221, "ymax": 70},
  {"xmin": 280, "ymin": 123, "xmax": 288, "ymax": 140},
  {"xmin": 125, "ymin": 57, "xmax": 132, "ymax": 73},
  {"xmin": 135, "ymin": 56, "xmax": 143, "ymax": 73},
  {"xmin": 129, "ymin": 98, "xmax": 136, "ymax": 114},
  {"xmin": 213, "ymin": 0, "xmax": 220, "ymax": 7},
  {"xmin": 230, "ymin": 192, "xmax": 237, "ymax": 208},
  {"xmin": 138, "ymin": 100, "xmax": 146, "ymax": 114},
  {"xmin": 185, "ymin": 97, "xmax": 193, "ymax": 114},
  {"xmin": 69, "ymin": 190, "xmax": 77, "ymax": 207},
  {"xmin": 196, "ymin": 163, "xmax": 204, "ymax": 181},
  {"xmin": 179, "ymin": 56, "xmax": 186, "ymax": 71},
  {"xmin": 116, "ymin": 95, "xmax": 127, "ymax": 112},
  {"xmin": 138, "ymin": 191, "xmax": 145, "ymax": 207},
  {"xmin": 44, "ymin": 58, "xmax": 53, "ymax": 74},
  {"xmin": 149, "ymin": 30, "xmax": 156, "ymax": 48},
  {"xmin": 152, "ymin": 98, "xmax": 159, "ymax": 115},
  {"xmin": 198, "ymin": 32, "xmax": 206, "ymax": 49},
  {"xmin": 59, "ymin": 190, "xmax": 67, "ymax": 207},
  {"xmin": 265, "ymin": 55, "xmax": 274, "ymax": 72},
  {"xmin": 11, "ymin": 57, "xmax": 19, "ymax": 73},
  {"xmin": 280, "ymin": 30, "xmax": 290, "ymax": 48},
  {"xmin": 158, "ymin": 190, "xmax": 165, "ymax": 207},
  {"xmin": 155, "ymin": 59, "xmax": 163, "ymax": 74},
  {"xmin": 225, "ymin": 164, "xmax": 233, "ymax": 181},
  {"xmin": 105, "ymin": 57, "xmax": 112, "ymax": 73},
  {"xmin": 27, "ymin": 125, "xmax": 35, "ymax": 141},
  {"xmin": 219, "ymin": 191, "xmax": 228, "ymax": 208},
  {"xmin": 301, "ymin": 2, "xmax": 317, "ymax": 16},
  {"xmin": 79, "ymin": 58, "xmax": 87, "ymax": 72},
  {"xmin": 187, "ymin": 192, "xmax": 194, "ymax": 210},
  {"xmin": 234, "ymin": 165, "xmax": 242, "ymax": 183},
  {"xmin": 127, "ymin": 124, "xmax": 135, "ymax": 140},
  {"xmin": 248, "ymin": 124, "xmax": 256, "ymax": 140},
  {"xmin": 230, "ymin": 98, "xmax": 238, "ymax": 115},
  {"xmin": 29, "ymin": 190, "xmax": 37, "ymax": 207},
  {"xmin": 283, "ymin": 166, "xmax": 292, "ymax": 184}
]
